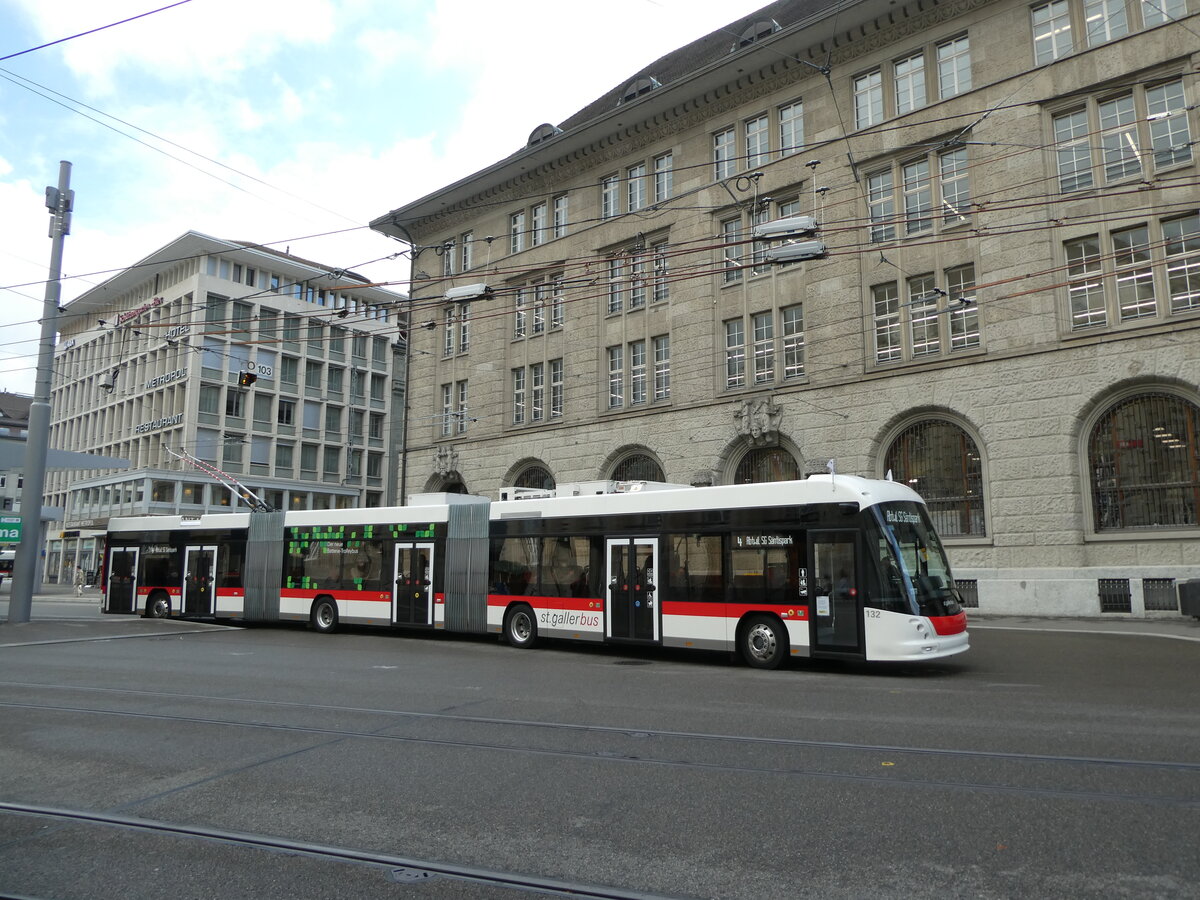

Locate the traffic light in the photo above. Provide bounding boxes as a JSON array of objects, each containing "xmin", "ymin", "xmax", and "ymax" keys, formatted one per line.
[{"xmin": 238, "ymin": 371, "xmax": 258, "ymax": 387}]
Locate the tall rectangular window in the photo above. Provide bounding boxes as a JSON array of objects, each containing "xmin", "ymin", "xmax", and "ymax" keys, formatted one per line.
[
  {"xmin": 653, "ymin": 242, "xmax": 670, "ymax": 304},
  {"xmin": 1164, "ymin": 213, "xmax": 1200, "ymax": 313},
  {"xmin": 873, "ymin": 282, "xmax": 902, "ymax": 362},
  {"xmin": 714, "ymin": 128, "xmax": 736, "ymax": 179},
  {"xmin": 868, "ymin": 170, "xmax": 896, "ymax": 242},
  {"xmin": 441, "ymin": 384, "xmax": 452, "ymax": 436},
  {"xmin": 461, "ymin": 231, "xmax": 473, "ymax": 271},
  {"xmin": 629, "ymin": 251, "xmax": 646, "ymax": 309},
  {"xmin": 939, "ymin": 147, "xmax": 971, "ymax": 225},
  {"xmin": 1066, "ymin": 236, "xmax": 1107, "ymax": 328},
  {"xmin": 1054, "ymin": 108, "xmax": 1094, "ymax": 192},
  {"xmin": 550, "ymin": 277, "xmax": 565, "ymax": 328},
  {"xmin": 936, "ymin": 36, "xmax": 971, "ymax": 98},
  {"xmin": 553, "ymin": 195, "xmax": 569, "ymax": 238},
  {"xmin": 459, "ymin": 302, "xmax": 470, "ymax": 352},
  {"xmin": 653, "ymin": 152, "xmax": 673, "ymax": 202},
  {"xmin": 514, "ymin": 288, "xmax": 527, "ymax": 338},
  {"xmin": 745, "ymin": 114, "xmax": 769, "ymax": 168},
  {"xmin": 1147, "ymin": 80, "xmax": 1192, "ymax": 169},
  {"xmin": 894, "ymin": 53, "xmax": 926, "ymax": 115},
  {"xmin": 442, "ymin": 240, "xmax": 456, "ymax": 277},
  {"xmin": 608, "ymin": 257, "xmax": 624, "ymax": 313},
  {"xmin": 722, "ymin": 218, "xmax": 744, "ymax": 283},
  {"xmin": 627, "ymin": 163, "xmax": 647, "ymax": 212},
  {"xmin": 510, "ymin": 210, "xmax": 525, "ymax": 254},
  {"xmin": 531, "ymin": 362, "xmax": 545, "ymax": 422},
  {"xmin": 902, "ymin": 158, "xmax": 932, "ymax": 235},
  {"xmin": 1113, "ymin": 225, "xmax": 1156, "ymax": 320},
  {"xmin": 1099, "ymin": 93, "xmax": 1140, "ymax": 181},
  {"xmin": 601, "ymin": 175, "xmax": 620, "ymax": 219},
  {"xmin": 443, "ymin": 308, "xmax": 455, "ymax": 357},
  {"xmin": 550, "ymin": 359, "xmax": 564, "ymax": 418},
  {"xmin": 725, "ymin": 319, "xmax": 746, "ymax": 388},
  {"xmin": 908, "ymin": 274, "xmax": 940, "ymax": 356},
  {"xmin": 1033, "ymin": 0, "xmax": 1072, "ymax": 65},
  {"xmin": 946, "ymin": 264, "xmax": 980, "ymax": 350},
  {"xmin": 854, "ymin": 70, "xmax": 883, "ymax": 129},
  {"xmin": 608, "ymin": 346, "xmax": 624, "ymax": 408},
  {"xmin": 653, "ymin": 336, "xmax": 670, "ymax": 401},
  {"xmin": 512, "ymin": 368, "xmax": 525, "ymax": 424},
  {"xmin": 1084, "ymin": 0, "xmax": 1128, "ymax": 45},
  {"xmin": 456, "ymin": 381, "xmax": 468, "ymax": 434},
  {"xmin": 752, "ymin": 312, "xmax": 774, "ymax": 384},
  {"xmin": 532, "ymin": 283, "xmax": 546, "ymax": 334},
  {"xmin": 629, "ymin": 340, "xmax": 647, "ymax": 405},
  {"xmin": 782, "ymin": 305, "xmax": 805, "ymax": 379},
  {"xmin": 779, "ymin": 100, "xmax": 803, "ymax": 156},
  {"xmin": 530, "ymin": 202, "xmax": 547, "ymax": 246}
]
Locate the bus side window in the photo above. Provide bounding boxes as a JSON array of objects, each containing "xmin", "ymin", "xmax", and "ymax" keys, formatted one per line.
[{"xmin": 665, "ymin": 535, "xmax": 723, "ymax": 603}]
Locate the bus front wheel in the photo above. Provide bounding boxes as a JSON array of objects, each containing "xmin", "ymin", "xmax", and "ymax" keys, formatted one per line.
[
  {"xmin": 505, "ymin": 605, "xmax": 538, "ymax": 649},
  {"xmin": 310, "ymin": 597, "xmax": 338, "ymax": 634},
  {"xmin": 146, "ymin": 592, "xmax": 170, "ymax": 619},
  {"xmin": 740, "ymin": 615, "xmax": 786, "ymax": 670}
]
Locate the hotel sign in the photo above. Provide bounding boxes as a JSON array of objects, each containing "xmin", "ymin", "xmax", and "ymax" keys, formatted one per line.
[{"xmin": 145, "ymin": 367, "xmax": 188, "ymax": 391}]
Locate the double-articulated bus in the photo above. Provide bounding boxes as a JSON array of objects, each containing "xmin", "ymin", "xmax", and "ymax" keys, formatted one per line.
[{"xmin": 102, "ymin": 475, "xmax": 968, "ymax": 667}]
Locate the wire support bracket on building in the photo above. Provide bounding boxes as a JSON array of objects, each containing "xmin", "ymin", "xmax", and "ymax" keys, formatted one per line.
[{"xmin": 164, "ymin": 446, "xmax": 274, "ymax": 513}]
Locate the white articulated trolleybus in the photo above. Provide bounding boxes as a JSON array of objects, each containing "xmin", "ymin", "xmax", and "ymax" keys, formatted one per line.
[{"xmin": 101, "ymin": 475, "xmax": 969, "ymax": 667}]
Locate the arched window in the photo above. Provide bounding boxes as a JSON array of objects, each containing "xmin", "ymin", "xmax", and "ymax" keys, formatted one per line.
[
  {"xmin": 513, "ymin": 465, "xmax": 555, "ymax": 491},
  {"xmin": 734, "ymin": 448, "xmax": 798, "ymax": 483},
  {"xmin": 612, "ymin": 454, "xmax": 665, "ymax": 482},
  {"xmin": 884, "ymin": 419, "xmax": 984, "ymax": 536},
  {"xmin": 1088, "ymin": 392, "xmax": 1200, "ymax": 531}
]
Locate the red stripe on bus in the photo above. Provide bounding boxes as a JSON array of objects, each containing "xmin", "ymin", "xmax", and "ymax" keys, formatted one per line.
[
  {"xmin": 662, "ymin": 602, "xmax": 809, "ymax": 620},
  {"xmin": 281, "ymin": 589, "xmax": 391, "ymax": 602},
  {"xmin": 930, "ymin": 611, "xmax": 967, "ymax": 635}
]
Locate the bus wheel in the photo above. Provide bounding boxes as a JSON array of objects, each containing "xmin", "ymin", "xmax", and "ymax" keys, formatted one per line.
[
  {"xmin": 310, "ymin": 597, "xmax": 338, "ymax": 634},
  {"xmin": 505, "ymin": 605, "xmax": 538, "ymax": 649},
  {"xmin": 146, "ymin": 593, "xmax": 170, "ymax": 619},
  {"xmin": 741, "ymin": 615, "xmax": 786, "ymax": 670}
]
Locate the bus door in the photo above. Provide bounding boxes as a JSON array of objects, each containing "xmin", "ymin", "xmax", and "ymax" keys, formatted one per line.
[
  {"xmin": 182, "ymin": 545, "xmax": 217, "ymax": 616},
  {"xmin": 393, "ymin": 543, "xmax": 434, "ymax": 626},
  {"xmin": 105, "ymin": 547, "xmax": 139, "ymax": 614},
  {"xmin": 809, "ymin": 532, "xmax": 861, "ymax": 653},
  {"xmin": 605, "ymin": 538, "xmax": 658, "ymax": 642}
]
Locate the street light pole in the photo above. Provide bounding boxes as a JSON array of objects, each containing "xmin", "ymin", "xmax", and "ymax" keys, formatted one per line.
[{"xmin": 9, "ymin": 161, "xmax": 73, "ymax": 623}]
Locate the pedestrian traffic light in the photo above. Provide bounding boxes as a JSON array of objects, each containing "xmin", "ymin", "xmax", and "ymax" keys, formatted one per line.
[{"xmin": 238, "ymin": 371, "xmax": 258, "ymax": 387}]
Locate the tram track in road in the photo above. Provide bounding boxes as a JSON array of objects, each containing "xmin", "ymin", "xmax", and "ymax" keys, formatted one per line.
[
  {"xmin": 2, "ymin": 684, "xmax": 1197, "ymax": 810},
  {"xmin": 0, "ymin": 801, "xmax": 686, "ymax": 899}
]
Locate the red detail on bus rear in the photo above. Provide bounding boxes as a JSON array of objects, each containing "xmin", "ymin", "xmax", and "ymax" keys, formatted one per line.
[{"xmin": 929, "ymin": 611, "xmax": 967, "ymax": 635}]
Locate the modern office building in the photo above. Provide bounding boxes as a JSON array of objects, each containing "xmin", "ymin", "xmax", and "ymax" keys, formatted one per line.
[
  {"xmin": 45, "ymin": 232, "xmax": 407, "ymax": 581},
  {"xmin": 371, "ymin": 0, "xmax": 1199, "ymax": 616},
  {"xmin": 0, "ymin": 392, "xmax": 31, "ymax": 514}
]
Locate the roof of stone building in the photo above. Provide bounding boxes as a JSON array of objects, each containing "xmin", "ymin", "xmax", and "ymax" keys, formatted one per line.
[
  {"xmin": 0, "ymin": 392, "xmax": 32, "ymax": 425},
  {"xmin": 557, "ymin": 0, "xmax": 840, "ymax": 134}
]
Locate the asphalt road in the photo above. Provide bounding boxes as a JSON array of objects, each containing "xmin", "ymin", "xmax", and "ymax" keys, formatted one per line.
[{"xmin": 0, "ymin": 607, "xmax": 1197, "ymax": 899}]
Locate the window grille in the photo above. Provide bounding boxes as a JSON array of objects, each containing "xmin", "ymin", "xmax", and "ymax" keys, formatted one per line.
[
  {"xmin": 1098, "ymin": 578, "xmax": 1132, "ymax": 613},
  {"xmin": 884, "ymin": 419, "xmax": 985, "ymax": 535},
  {"xmin": 1142, "ymin": 577, "xmax": 1177, "ymax": 611},
  {"xmin": 954, "ymin": 579, "xmax": 979, "ymax": 608}
]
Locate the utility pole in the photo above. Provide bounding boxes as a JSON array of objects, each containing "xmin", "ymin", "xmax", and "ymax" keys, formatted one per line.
[{"xmin": 9, "ymin": 161, "xmax": 72, "ymax": 624}]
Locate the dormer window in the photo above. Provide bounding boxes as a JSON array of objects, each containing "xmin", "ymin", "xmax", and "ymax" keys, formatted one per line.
[
  {"xmin": 527, "ymin": 123, "xmax": 562, "ymax": 147},
  {"xmin": 619, "ymin": 75, "xmax": 661, "ymax": 104},
  {"xmin": 736, "ymin": 19, "xmax": 781, "ymax": 48}
]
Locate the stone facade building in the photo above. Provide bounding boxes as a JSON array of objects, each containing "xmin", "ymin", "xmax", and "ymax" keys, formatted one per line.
[
  {"xmin": 372, "ymin": 0, "xmax": 1199, "ymax": 616},
  {"xmin": 46, "ymin": 232, "xmax": 406, "ymax": 581}
]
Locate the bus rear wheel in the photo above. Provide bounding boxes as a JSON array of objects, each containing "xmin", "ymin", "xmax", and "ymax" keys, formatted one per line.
[
  {"xmin": 504, "ymin": 605, "xmax": 538, "ymax": 649},
  {"xmin": 146, "ymin": 592, "xmax": 170, "ymax": 619},
  {"xmin": 741, "ymin": 615, "xmax": 786, "ymax": 670},
  {"xmin": 310, "ymin": 597, "xmax": 338, "ymax": 634}
]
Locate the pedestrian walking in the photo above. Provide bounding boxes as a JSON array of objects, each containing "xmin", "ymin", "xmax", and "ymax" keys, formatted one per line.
[{"xmin": 73, "ymin": 564, "xmax": 85, "ymax": 597}]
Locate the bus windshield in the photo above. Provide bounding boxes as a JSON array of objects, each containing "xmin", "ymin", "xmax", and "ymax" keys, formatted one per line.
[{"xmin": 868, "ymin": 502, "xmax": 962, "ymax": 618}]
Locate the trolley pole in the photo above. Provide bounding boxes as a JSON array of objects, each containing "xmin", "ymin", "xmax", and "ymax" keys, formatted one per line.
[{"xmin": 9, "ymin": 161, "xmax": 72, "ymax": 624}]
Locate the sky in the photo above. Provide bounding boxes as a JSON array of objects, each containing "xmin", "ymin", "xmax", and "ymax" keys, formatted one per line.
[{"xmin": 0, "ymin": 0, "xmax": 772, "ymax": 394}]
